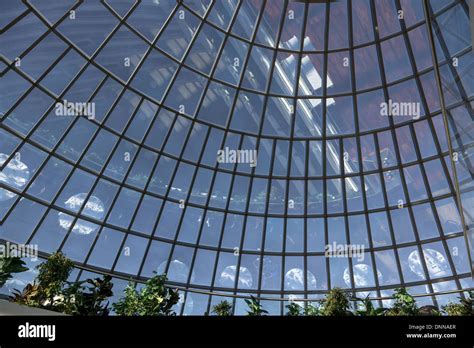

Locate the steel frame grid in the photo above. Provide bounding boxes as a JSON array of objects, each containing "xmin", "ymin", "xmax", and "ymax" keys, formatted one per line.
[
  {"xmin": 0, "ymin": 0, "xmax": 472, "ymax": 314},
  {"xmin": 2, "ymin": 50, "xmax": 472, "ymax": 185},
  {"xmin": 2, "ymin": 2, "xmax": 473, "ymax": 141},
  {"xmin": 0, "ymin": 0, "xmax": 470, "ymax": 270},
  {"xmin": 423, "ymin": 0, "xmax": 473, "ymax": 280},
  {"xmin": 1, "ymin": 236, "xmax": 472, "ymax": 306}
]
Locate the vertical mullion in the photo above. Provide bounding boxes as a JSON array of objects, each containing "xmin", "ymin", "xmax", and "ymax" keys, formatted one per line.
[
  {"xmin": 149, "ymin": 0, "xmax": 244, "ymax": 314},
  {"xmin": 203, "ymin": 0, "xmax": 267, "ymax": 306},
  {"xmin": 0, "ymin": 0, "xmax": 83, "ymax": 125},
  {"xmin": 345, "ymin": 0, "xmax": 356, "ymax": 297},
  {"xmin": 370, "ymin": 0, "xmax": 435, "ymax": 303},
  {"xmin": 113, "ymin": 1, "xmax": 219, "ymax": 302},
  {"xmin": 113, "ymin": 0, "xmax": 210, "ymax": 279},
  {"xmin": 395, "ymin": 0, "xmax": 465, "ymax": 296},
  {"xmin": 322, "ymin": 0, "xmax": 330, "ymax": 292},
  {"xmin": 297, "ymin": 0, "xmax": 310, "ymax": 310},
  {"xmin": 21, "ymin": 76, "xmax": 109, "ymax": 247},
  {"xmin": 423, "ymin": 0, "xmax": 473, "ymax": 279}
]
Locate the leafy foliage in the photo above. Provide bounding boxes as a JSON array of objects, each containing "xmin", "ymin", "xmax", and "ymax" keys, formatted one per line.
[
  {"xmin": 384, "ymin": 288, "xmax": 419, "ymax": 316},
  {"xmin": 0, "ymin": 256, "xmax": 28, "ymax": 288},
  {"xmin": 10, "ymin": 283, "xmax": 41, "ymax": 307},
  {"xmin": 303, "ymin": 302, "xmax": 321, "ymax": 316},
  {"xmin": 321, "ymin": 288, "xmax": 351, "ymax": 316},
  {"xmin": 58, "ymin": 275, "xmax": 114, "ymax": 316},
  {"xmin": 12, "ymin": 252, "xmax": 73, "ymax": 309},
  {"xmin": 11, "ymin": 252, "xmax": 114, "ymax": 316},
  {"xmin": 211, "ymin": 300, "xmax": 233, "ymax": 316},
  {"xmin": 285, "ymin": 302, "xmax": 303, "ymax": 316},
  {"xmin": 354, "ymin": 295, "xmax": 386, "ymax": 316},
  {"xmin": 418, "ymin": 305, "xmax": 440, "ymax": 316},
  {"xmin": 442, "ymin": 291, "xmax": 473, "ymax": 316},
  {"xmin": 113, "ymin": 274, "xmax": 179, "ymax": 316},
  {"xmin": 245, "ymin": 296, "xmax": 268, "ymax": 316},
  {"xmin": 7, "ymin": 252, "xmax": 471, "ymax": 317}
]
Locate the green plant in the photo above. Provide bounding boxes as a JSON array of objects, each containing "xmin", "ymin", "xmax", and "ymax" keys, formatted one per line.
[
  {"xmin": 10, "ymin": 283, "xmax": 41, "ymax": 307},
  {"xmin": 245, "ymin": 296, "xmax": 268, "ymax": 316},
  {"xmin": 36, "ymin": 251, "xmax": 74, "ymax": 307},
  {"xmin": 211, "ymin": 300, "xmax": 233, "ymax": 316},
  {"xmin": 354, "ymin": 295, "xmax": 386, "ymax": 316},
  {"xmin": 304, "ymin": 302, "xmax": 321, "ymax": 316},
  {"xmin": 58, "ymin": 275, "xmax": 114, "ymax": 316},
  {"xmin": 12, "ymin": 252, "xmax": 74, "ymax": 309},
  {"xmin": 442, "ymin": 291, "xmax": 473, "ymax": 316},
  {"xmin": 285, "ymin": 302, "xmax": 302, "ymax": 316},
  {"xmin": 113, "ymin": 274, "xmax": 179, "ymax": 316},
  {"xmin": 418, "ymin": 305, "xmax": 440, "ymax": 316},
  {"xmin": 0, "ymin": 256, "xmax": 28, "ymax": 288},
  {"xmin": 442, "ymin": 303, "xmax": 465, "ymax": 316},
  {"xmin": 11, "ymin": 252, "xmax": 114, "ymax": 316},
  {"xmin": 321, "ymin": 288, "xmax": 351, "ymax": 316},
  {"xmin": 385, "ymin": 288, "xmax": 419, "ymax": 316}
]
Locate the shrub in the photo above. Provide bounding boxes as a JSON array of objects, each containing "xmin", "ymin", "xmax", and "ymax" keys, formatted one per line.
[
  {"xmin": 0, "ymin": 256, "xmax": 28, "ymax": 289},
  {"xmin": 384, "ymin": 288, "xmax": 418, "ymax": 316},
  {"xmin": 12, "ymin": 252, "xmax": 73, "ymax": 309},
  {"xmin": 442, "ymin": 291, "xmax": 473, "ymax": 316},
  {"xmin": 285, "ymin": 302, "xmax": 302, "ymax": 316},
  {"xmin": 211, "ymin": 300, "xmax": 233, "ymax": 316},
  {"xmin": 113, "ymin": 274, "xmax": 179, "ymax": 316},
  {"xmin": 321, "ymin": 288, "xmax": 351, "ymax": 316},
  {"xmin": 245, "ymin": 296, "xmax": 268, "ymax": 316},
  {"xmin": 354, "ymin": 295, "xmax": 386, "ymax": 316},
  {"xmin": 304, "ymin": 302, "xmax": 321, "ymax": 316},
  {"xmin": 11, "ymin": 252, "xmax": 114, "ymax": 315},
  {"xmin": 58, "ymin": 275, "xmax": 114, "ymax": 316}
]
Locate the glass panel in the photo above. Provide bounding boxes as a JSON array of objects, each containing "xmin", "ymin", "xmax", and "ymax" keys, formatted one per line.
[
  {"xmin": 185, "ymin": 23, "xmax": 224, "ymax": 75},
  {"xmin": 88, "ymin": 228, "xmax": 124, "ymax": 269},
  {"xmin": 56, "ymin": 1, "xmax": 117, "ymax": 55},
  {"xmin": 127, "ymin": 1, "xmax": 176, "ymax": 41},
  {"xmin": 154, "ymin": 201, "xmax": 183, "ymax": 240},
  {"xmin": 131, "ymin": 50, "xmax": 179, "ymax": 102},
  {"xmin": 115, "ymin": 234, "xmax": 149, "ymax": 275},
  {"xmin": 131, "ymin": 195, "xmax": 163, "ymax": 235},
  {"xmin": 156, "ymin": 7, "xmax": 200, "ymax": 61},
  {"xmin": 214, "ymin": 37, "xmax": 249, "ymax": 85},
  {"xmin": 96, "ymin": 27, "xmax": 149, "ymax": 79},
  {"xmin": 1, "ymin": 0, "xmax": 472, "ymax": 314},
  {"xmin": 107, "ymin": 187, "xmax": 141, "ymax": 229}
]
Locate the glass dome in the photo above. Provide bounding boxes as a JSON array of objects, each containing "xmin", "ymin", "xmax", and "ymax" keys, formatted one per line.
[{"xmin": 0, "ymin": 0, "xmax": 472, "ymax": 315}]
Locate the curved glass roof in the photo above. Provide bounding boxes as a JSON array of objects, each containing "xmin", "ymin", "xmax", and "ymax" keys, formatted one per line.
[{"xmin": 0, "ymin": 0, "xmax": 473, "ymax": 315}]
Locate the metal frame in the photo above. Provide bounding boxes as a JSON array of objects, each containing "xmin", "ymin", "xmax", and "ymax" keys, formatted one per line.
[{"xmin": 0, "ymin": 0, "xmax": 472, "ymax": 314}]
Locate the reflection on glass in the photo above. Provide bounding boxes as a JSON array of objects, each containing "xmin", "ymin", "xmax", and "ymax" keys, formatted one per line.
[
  {"xmin": 284, "ymin": 268, "xmax": 316, "ymax": 291},
  {"xmin": 0, "ymin": 0, "xmax": 471, "ymax": 315},
  {"xmin": 157, "ymin": 259, "xmax": 195, "ymax": 283},
  {"xmin": 343, "ymin": 263, "xmax": 382, "ymax": 288},
  {"xmin": 219, "ymin": 265, "xmax": 253, "ymax": 289},
  {"xmin": 58, "ymin": 193, "xmax": 105, "ymax": 235},
  {"xmin": 0, "ymin": 153, "xmax": 29, "ymax": 201},
  {"xmin": 408, "ymin": 249, "xmax": 449, "ymax": 279}
]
